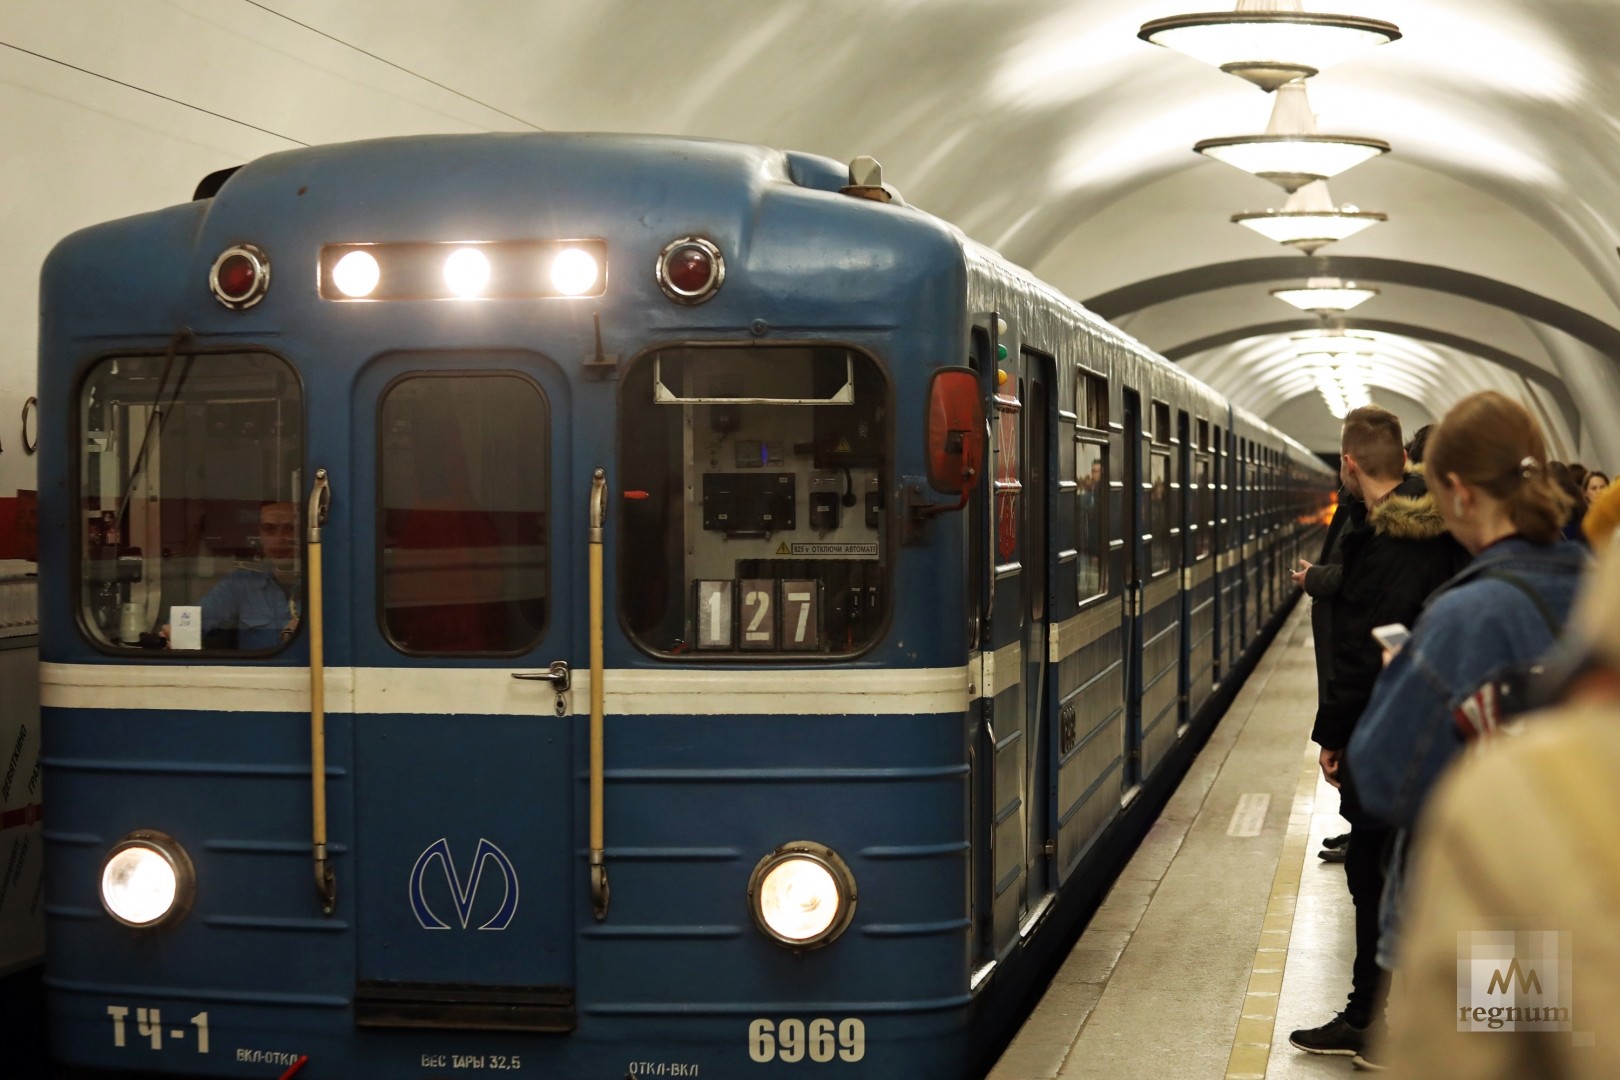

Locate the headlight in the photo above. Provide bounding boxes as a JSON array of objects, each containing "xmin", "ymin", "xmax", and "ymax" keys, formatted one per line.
[
  {"xmin": 100, "ymin": 831, "xmax": 195, "ymax": 928},
  {"xmin": 332, "ymin": 249, "xmax": 381, "ymax": 298},
  {"xmin": 748, "ymin": 841, "xmax": 857, "ymax": 949},
  {"xmin": 443, "ymin": 247, "xmax": 491, "ymax": 297},
  {"xmin": 550, "ymin": 247, "xmax": 600, "ymax": 296}
]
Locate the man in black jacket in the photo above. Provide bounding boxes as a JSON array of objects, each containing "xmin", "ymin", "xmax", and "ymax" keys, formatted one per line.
[
  {"xmin": 1292, "ymin": 488, "xmax": 1365, "ymax": 861},
  {"xmin": 1289, "ymin": 406, "xmax": 1469, "ymax": 1063}
]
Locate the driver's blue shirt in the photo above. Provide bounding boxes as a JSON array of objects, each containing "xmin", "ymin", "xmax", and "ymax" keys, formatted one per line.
[{"xmin": 200, "ymin": 565, "xmax": 296, "ymax": 650}]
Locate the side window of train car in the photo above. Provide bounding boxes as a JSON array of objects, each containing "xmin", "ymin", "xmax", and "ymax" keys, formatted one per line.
[
  {"xmin": 1246, "ymin": 442, "xmax": 1259, "ymax": 540},
  {"xmin": 1149, "ymin": 401, "xmax": 1172, "ymax": 576},
  {"xmin": 1075, "ymin": 369, "xmax": 1108, "ymax": 601},
  {"xmin": 78, "ymin": 350, "xmax": 304, "ymax": 654},
  {"xmin": 378, "ymin": 373, "xmax": 550, "ymax": 655},
  {"xmin": 619, "ymin": 346, "xmax": 890, "ymax": 658},
  {"xmin": 1194, "ymin": 418, "xmax": 1213, "ymax": 560}
]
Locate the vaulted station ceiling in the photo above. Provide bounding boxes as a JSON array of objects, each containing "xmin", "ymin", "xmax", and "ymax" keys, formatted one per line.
[{"xmin": 6, "ymin": 0, "xmax": 1620, "ymax": 460}]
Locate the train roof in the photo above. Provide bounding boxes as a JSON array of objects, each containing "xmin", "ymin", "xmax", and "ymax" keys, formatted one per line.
[{"xmin": 43, "ymin": 130, "xmax": 1330, "ymax": 474}]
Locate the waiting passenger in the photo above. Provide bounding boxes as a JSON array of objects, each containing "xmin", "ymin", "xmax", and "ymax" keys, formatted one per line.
[
  {"xmin": 1385, "ymin": 531, "xmax": 1620, "ymax": 1079},
  {"xmin": 1584, "ymin": 469, "xmax": 1610, "ymax": 507},
  {"xmin": 1290, "ymin": 485, "xmax": 1366, "ymax": 863},
  {"xmin": 1404, "ymin": 423, "xmax": 1433, "ymax": 465},
  {"xmin": 1345, "ymin": 393, "xmax": 1585, "ymax": 1014},
  {"xmin": 1584, "ymin": 476, "xmax": 1620, "ymax": 546},
  {"xmin": 165, "ymin": 500, "xmax": 301, "ymax": 650},
  {"xmin": 1548, "ymin": 462, "xmax": 1587, "ymax": 543},
  {"xmin": 1290, "ymin": 404, "xmax": 1467, "ymax": 1065}
]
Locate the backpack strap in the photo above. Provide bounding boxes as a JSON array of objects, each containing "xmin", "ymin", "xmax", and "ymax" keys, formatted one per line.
[{"xmin": 1477, "ymin": 569, "xmax": 1562, "ymax": 636}]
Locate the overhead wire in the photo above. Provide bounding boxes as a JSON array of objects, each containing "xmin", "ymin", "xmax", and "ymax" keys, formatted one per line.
[
  {"xmin": 0, "ymin": 39, "xmax": 307, "ymax": 145},
  {"xmin": 239, "ymin": 0, "xmax": 546, "ymax": 131},
  {"xmin": 3, "ymin": 3, "xmax": 544, "ymax": 147}
]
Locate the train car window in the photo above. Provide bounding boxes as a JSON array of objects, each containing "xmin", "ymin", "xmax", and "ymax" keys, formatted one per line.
[
  {"xmin": 1195, "ymin": 453, "xmax": 1213, "ymax": 559},
  {"xmin": 1149, "ymin": 401, "xmax": 1172, "ymax": 576},
  {"xmin": 619, "ymin": 346, "xmax": 891, "ymax": 659},
  {"xmin": 77, "ymin": 350, "xmax": 303, "ymax": 654},
  {"xmin": 1076, "ymin": 370, "xmax": 1108, "ymax": 600},
  {"xmin": 994, "ymin": 383, "xmax": 1022, "ymax": 567},
  {"xmin": 378, "ymin": 373, "xmax": 549, "ymax": 654},
  {"xmin": 1077, "ymin": 368, "xmax": 1108, "ymax": 429}
]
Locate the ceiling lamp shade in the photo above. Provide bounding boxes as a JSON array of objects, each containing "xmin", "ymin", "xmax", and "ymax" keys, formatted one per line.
[
  {"xmin": 1271, "ymin": 276, "xmax": 1379, "ymax": 314},
  {"xmin": 1196, "ymin": 80, "xmax": 1389, "ymax": 192},
  {"xmin": 1233, "ymin": 180, "xmax": 1386, "ymax": 253},
  {"xmin": 1139, "ymin": 2, "xmax": 1402, "ymax": 92}
]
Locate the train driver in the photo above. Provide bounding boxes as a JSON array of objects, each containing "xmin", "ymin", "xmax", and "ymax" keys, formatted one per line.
[{"xmin": 164, "ymin": 500, "xmax": 301, "ymax": 650}]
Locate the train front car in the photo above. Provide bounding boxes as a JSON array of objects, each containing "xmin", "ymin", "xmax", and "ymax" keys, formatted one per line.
[{"xmin": 37, "ymin": 134, "xmax": 984, "ymax": 1078}]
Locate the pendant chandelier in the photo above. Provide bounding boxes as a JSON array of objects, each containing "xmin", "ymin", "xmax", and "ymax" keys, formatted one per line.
[
  {"xmin": 1299, "ymin": 351, "xmax": 1374, "ymax": 418},
  {"xmin": 1233, "ymin": 180, "xmax": 1386, "ymax": 253},
  {"xmin": 1196, "ymin": 81, "xmax": 1389, "ymax": 192},
  {"xmin": 1139, "ymin": 0, "xmax": 1401, "ymax": 93},
  {"xmin": 1271, "ymin": 276, "xmax": 1379, "ymax": 314}
]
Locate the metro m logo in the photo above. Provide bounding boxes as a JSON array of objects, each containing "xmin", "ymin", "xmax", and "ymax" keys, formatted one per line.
[
  {"xmin": 1486, "ymin": 958, "xmax": 1542, "ymax": 996},
  {"xmin": 409, "ymin": 837, "xmax": 520, "ymax": 930}
]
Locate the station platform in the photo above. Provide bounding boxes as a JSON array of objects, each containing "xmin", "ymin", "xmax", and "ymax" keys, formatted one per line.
[{"xmin": 990, "ymin": 603, "xmax": 1361, "ymax": 1080}]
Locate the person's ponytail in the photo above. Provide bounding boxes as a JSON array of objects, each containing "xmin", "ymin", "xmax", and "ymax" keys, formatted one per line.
[{"xmin": 1423, "ymin": 393, "xmax": 1572, "ymax": 544}]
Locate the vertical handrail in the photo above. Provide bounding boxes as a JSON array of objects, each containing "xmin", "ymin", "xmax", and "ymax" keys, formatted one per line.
[
  {"xmin": 306, "ymin": 469, "xmax": 336, "ymax": 915},
  {"xmin": 588, "ymin": 468, "xmax": 610, "ymax": 920}
]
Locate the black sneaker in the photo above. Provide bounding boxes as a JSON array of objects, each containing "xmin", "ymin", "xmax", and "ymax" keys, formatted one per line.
[
  {"xmin": 1322, "ymin": 832, "xmax": 1350, "ymax": 850},
  {"xmin": 1318, "ymin": 845, "xmax": 1347, "ymax": 863},
  {"xmin": 1289, "ymin": 1013, "xmax": 1368, "ymax": 1056}
]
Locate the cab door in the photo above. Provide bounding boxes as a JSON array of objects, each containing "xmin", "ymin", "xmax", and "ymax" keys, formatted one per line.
[{"xmin": 350, "ymin": 351, "xmax": 576, "ymax": 1031}]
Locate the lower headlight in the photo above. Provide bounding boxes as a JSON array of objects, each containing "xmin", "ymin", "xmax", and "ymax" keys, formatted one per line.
[
  {"xmin": 748, "ymin": 841, "xmax": 857, "ymax": 949},
  {"xmin": 100, "ymin": 831, "xmax": 195, "ymax": 928}
]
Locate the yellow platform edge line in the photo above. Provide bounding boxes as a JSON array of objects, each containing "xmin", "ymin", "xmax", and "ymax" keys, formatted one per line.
[{"xmin": 1224, "ymin": 742, "xmax": 1321, "ymax": 1080}]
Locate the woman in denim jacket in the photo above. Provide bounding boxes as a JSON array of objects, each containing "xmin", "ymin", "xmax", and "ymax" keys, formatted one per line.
[{"xmin": 1346, "ymin": 392, "xmax": 1588, "ymax": 976}]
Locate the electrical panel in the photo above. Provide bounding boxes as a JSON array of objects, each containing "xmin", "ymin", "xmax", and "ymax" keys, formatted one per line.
[{"xmin": 701, "ymin": 473, "xmax": 796, "ymax": 534}]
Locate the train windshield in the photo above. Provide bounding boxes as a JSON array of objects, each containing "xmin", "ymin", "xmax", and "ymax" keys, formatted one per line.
[
  {"xmin": 78, "ymin": 351, "xmax": 304, "ymax": 653},
  {"xmin": 619, "ymin": 346, "xmax": 890, "ymax": 658}
]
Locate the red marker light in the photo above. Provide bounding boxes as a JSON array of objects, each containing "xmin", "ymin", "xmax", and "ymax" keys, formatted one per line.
[
  {"xmin": 209, "ymin": 244, "xmax": 271, "ymax": 309},
  {"xmin": 666, "ymin": 247, "xmax": 711, "ymax": 292},
  {"xmin": 216, "ymin": 254, "xmax": 256, "ymax": 297},
  {"xmin": 656, "ymin": 237, "xmax": 724, "ymax": 304},
  {"xmin": 622, "ymin": 490, "xmax": 651, "ymax": 500}
]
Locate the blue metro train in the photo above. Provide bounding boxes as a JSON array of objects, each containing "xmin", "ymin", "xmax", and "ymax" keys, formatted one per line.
[{"xmin": 36, "ymin": 133, "xmax": 1331, "ymax": 1078}]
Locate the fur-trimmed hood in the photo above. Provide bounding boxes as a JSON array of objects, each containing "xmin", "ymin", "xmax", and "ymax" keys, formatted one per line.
[{"xmin": 1368, "ymin": 474, "xmax": 1449, "ymax": 542}]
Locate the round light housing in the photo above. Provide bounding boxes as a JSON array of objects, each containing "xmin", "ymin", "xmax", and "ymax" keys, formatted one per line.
[
  {"xmin": 443, "ymin": 247, "xmax": 492, "ymax": 298},
  {"xmin": 1195, "ymin": 134, "xmax": 1390, "ymax": 193},
  {"xmin": 550, "ymin": 247, "xmax": 600, "ymax": 296},
  {"xmin": 1139, "ymin": 12, "xmax": 1402, "ymax": 92},
  {"xmin": 209, "ymin": 244, "xmax": 271, "ymax": 310},
  {"xmin": 1231, "ymin": 208, "xmax": 1386, "ymax": 254},
  {"xmin": 748, "ymin": 841, "xmax": 856, "ymax": 949},
  {"xmin": 1271, "ymin": 278, "xmax": 1380, "ymax": 314},
  {"xmin": 656, "ymin": 237, "xmax": 724, "ymax": 304},
  {"xmin": 332, "ymin": 249, "xmax": 381, "ymax": 298},
  {"xmin": 100, "ymin": 831, "xmax": 195, "ymax": 928}
]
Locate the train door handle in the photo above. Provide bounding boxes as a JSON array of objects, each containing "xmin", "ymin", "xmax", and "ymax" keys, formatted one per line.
[{"xmin": 513, "ymin": 661, "xmax": 571, "ymax": 691}]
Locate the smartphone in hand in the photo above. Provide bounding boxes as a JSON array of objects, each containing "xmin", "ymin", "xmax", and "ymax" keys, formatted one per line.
[{"xmin": 1371, "ymin": 623, "xmax": 1411, "ymax": 652}]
